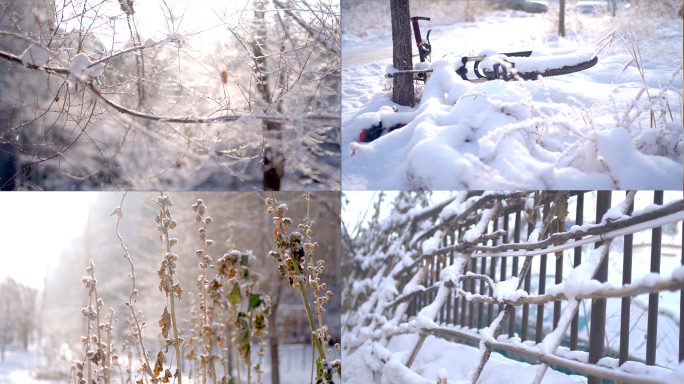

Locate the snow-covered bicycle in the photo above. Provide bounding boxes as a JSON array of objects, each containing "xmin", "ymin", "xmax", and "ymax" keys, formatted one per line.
[{"xmin": 359, "ymin": 17, "xmax": 599, "ymax": 143}]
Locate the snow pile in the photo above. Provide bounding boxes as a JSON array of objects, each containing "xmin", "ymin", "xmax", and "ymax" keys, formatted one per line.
[
  {"xmin": 69, "ymin": 53, "xmax": 104, "ymax": 80},
  {"xmin": 20, "ymin": 44, "xmax": 51, "ymax": 67},
  {"xmin": 491, "ymin": 276, "xmax": 529, "ymax": 302},
  {"xmin": 478, "ymin": 48, "xmax": 597, "ymax": 74},
  {"xmin": 342, "ymin": 25, "xmax": 683, "ymax": 190},
  {"xmin": 343, "ymin": 335, "xmax": 587, "ymax": 384},
  {"xmin": 547, "ymin": 244, "xmax": 614, "ymax": 299}
]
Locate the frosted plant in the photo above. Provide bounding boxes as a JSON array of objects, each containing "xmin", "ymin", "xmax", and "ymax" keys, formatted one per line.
[
  {"xmin": 179, "ymin": 198, "xmax": 272, "ymax": 384},
  {"xmin": 266, "ymin": 195, "xmax": 341, "ymax": 383},
  {"xmin": 73, "ymin": 261, "xmax": 116, "ymax": 384}
]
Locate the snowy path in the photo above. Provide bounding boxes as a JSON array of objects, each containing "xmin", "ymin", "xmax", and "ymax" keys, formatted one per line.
[
  {"xmin": 343, "ymin": 11, "xmax": 549, "ymax": 69},
  {"xmin": 0, "ymin": 350, "xmax": 63, "ymax": 384}
]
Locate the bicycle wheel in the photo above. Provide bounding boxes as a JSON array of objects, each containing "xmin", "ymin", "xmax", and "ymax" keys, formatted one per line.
[{"xmin": 481, "ymin": 53, "xmax": 598, "ymax": 81}]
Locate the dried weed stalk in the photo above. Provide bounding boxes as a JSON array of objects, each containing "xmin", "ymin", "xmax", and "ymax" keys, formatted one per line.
[{"xmin": 266, "ymin": 194, "xmax": 341, "ymax": 383}]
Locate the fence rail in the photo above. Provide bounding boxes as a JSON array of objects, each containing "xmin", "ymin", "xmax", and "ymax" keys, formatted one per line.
[{"xmin": 342, "ymin": 191, "xmax": 684, "ymax": 384}]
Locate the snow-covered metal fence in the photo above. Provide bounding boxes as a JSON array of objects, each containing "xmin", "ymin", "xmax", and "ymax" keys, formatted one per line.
[{"xmin": 342, "ymin": 191, "xmax": 684, "ymax": 384}]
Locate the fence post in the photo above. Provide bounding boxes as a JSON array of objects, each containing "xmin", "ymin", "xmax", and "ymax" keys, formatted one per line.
[
  {"xmin": 509, "ymin": 209, "xmax": 521, "ymax": 338},
  {"xmin": 619, "ymin": 191, "xmax": 634, "ymax": 365},
  {"xmin": 559, "ymin": 0, "xmax": 566, "ymax": 37},
  {"xmin": 587, "ymin": 191, "xmax": 611, "ymax": 384},
  {"xmin": 646, "ymin": 191, "xmax": 663, "ymax": 365},
  {"xmin": 390, "ymin": 0, "xmax": 414, "ymax": 107},
  {"xmin": 521, "ymin": 221, "xmax": 534, "ymax": 341},
  {"xmin": 570, "ymin": 192, "xmax": 584, "ymax": 350}
]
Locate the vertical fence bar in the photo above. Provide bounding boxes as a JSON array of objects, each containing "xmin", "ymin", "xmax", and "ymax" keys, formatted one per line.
[
  {"xmin": 455, "ymin": 229, "xmax": 462, "ymax": 326},
  {"xmin": 510, "ymin": 209, "xmax": 521, "ymax": 338},
  {"xmin": 500, "ymin": 214, "xmax": 509, "ymax": 318},
  {"xmin": 408, "ymin": 290, "xmax": 415, "ymax": 317},
  {"xmin": 461, "ymin": 252, "xmax": 468, "ymax": 326},
  {"xmin": 570, "ymin": 192, "xmax": 584, "ymax": 350},
  {"xmin": 536, "ymin": 200, "xmax": 550, "ymax": 343},
  {"xmin": 646, "ymin": 191, "xmax": 663, "ymax": 366},
  {"xmin": 488, "ymin": 218, "xmax": 498, "ymax": 326},
  {"xmin": 446, "ymin": 235, "xmax": 453, "ymax": 325},
  {"xmin": 553, "ymin": 242, "xmax": 563, "ymax": 329},
  {"xmin": 419, "ymin": 259, "xmax": 425, "ymax": 312},
  {"xmin": 479, "ymin": 243, "xmax": 486, "ymax": 328},
  {"xmin": 521, "ymin": 221, "xmax": 534, "ymax": 342},
  {"xmin": 587, "ymin": 191, "xmax": 611, "ymax": 384},
  {"xmin": 469, "ymin": 257, "xmax": 477, "ymax": 328},
  {"xmin": 437, "ymin": 243, "xmax": 444, "ymax": 324},
  {"xmin": 620, "ymin": 191, "xmax": 634, "ymax": 365},
  {"xmin": 430, "ymin": 256, "xmax": 436, "ymax": 304}
]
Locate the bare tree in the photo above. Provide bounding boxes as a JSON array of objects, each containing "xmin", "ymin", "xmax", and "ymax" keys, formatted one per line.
[
  {"xmin": 0, "ymin": 277, "xmax": 37, "ymax": 360},
  {"xmin": 0, "ymin": 0, "xmax": 340, "ymax": 190}
]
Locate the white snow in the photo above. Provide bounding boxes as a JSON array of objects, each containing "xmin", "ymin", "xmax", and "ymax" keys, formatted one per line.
[
  {"xmin": 19, "ymin": 44, "xmax": 51, "ymax": 67},
  {"xmin": 492, "ymin": 276, "xmax": 529, "ymax": 302},
  {"xmin": 69, "ymin": 53, "xmax": 104, "ymax": 80},
  {"xmin": 478, "ymin": 48, "xmax": 597, "ymax": 74},
  {"xmin": 422, "ymin": 230, "xmax": 443, "ymax": 254},
  {"xmin": 341, "ymin": 12, "xmax": 683, "ymax": 190},
  {"xmin": 672, "ymin": 266, "xmax": 684, "ymax": 282},
  {"xmin": 144, "ymin": 38, "xmax": 156, "ymax": 48},
  {"xmin": 343, "ymin": 335, "xmax": 588, "ymax": 384}
]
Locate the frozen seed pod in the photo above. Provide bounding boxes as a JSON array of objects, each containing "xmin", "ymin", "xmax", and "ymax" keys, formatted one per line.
[
  {"xmin": 289, "ymin": 232, "xmax": 303, "ymax": 242},
  {"xmin": 275, "ymin": 204, "xmax": 288, "ymax": 215}
]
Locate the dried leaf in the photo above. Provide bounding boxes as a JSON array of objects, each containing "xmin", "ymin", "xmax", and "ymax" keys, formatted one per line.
[
  {"xmin": 220, "ymin": 70, "xmax": 228, "ymax": 84},
  {"xmin": 254, "ymin": 313, "xmax": 267, "ymax": 337},
  {"xmin": 227, "ymin": 283, "xmax": 241, "ymax": 305},
  {"xmin": 173, "ymin": 284, "xmax": 183, "ymax": 300},
  {"xmin": 159, "ymin": 307, "xmax": 172, "ymax": 338},
  {"xmin": 234, "ymin": 312, "xmax": 251, "ymax": 360}
]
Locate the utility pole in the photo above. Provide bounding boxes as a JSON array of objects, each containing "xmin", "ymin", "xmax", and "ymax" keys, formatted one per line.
[{"xmin": 559, "ymin": 0, "xmax": 566, "ymax": 37}]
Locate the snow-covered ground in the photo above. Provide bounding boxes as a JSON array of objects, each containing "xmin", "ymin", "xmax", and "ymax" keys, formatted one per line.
[
  {"xmin": 0, "ymin": 350, "xmax": 63, "ymax": 384},
  {"xmin": 341, "ymin": 10, "xmax": 683, "ymax": 190},
  {"xmin": 344, "ymin": 334, "xmax": 590, "ymax": 384},
  {"xmin": 0, "ymin": 345, "xmax": 321, "ymax": 384}
]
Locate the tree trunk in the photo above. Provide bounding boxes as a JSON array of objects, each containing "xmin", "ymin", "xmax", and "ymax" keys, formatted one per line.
[
  {"xmin": 559, "ymin": 0, "xmax": 565, "ymax": 37},
  {"xmin": 253, "ymin": 0, "xmax": 284, "ymax": 191},
  {"xmin": 0, "ymin": 109, "xmax": 18, "ymax": 190},
  {"xmin": 390, "ymin": 0, "xmax": 414, "ymax": 107}
]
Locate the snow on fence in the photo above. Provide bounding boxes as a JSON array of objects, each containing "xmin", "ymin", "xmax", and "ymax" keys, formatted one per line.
[{"xmin": 342, "ymin": 191, "xmax": 684, "ymax": 384}]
